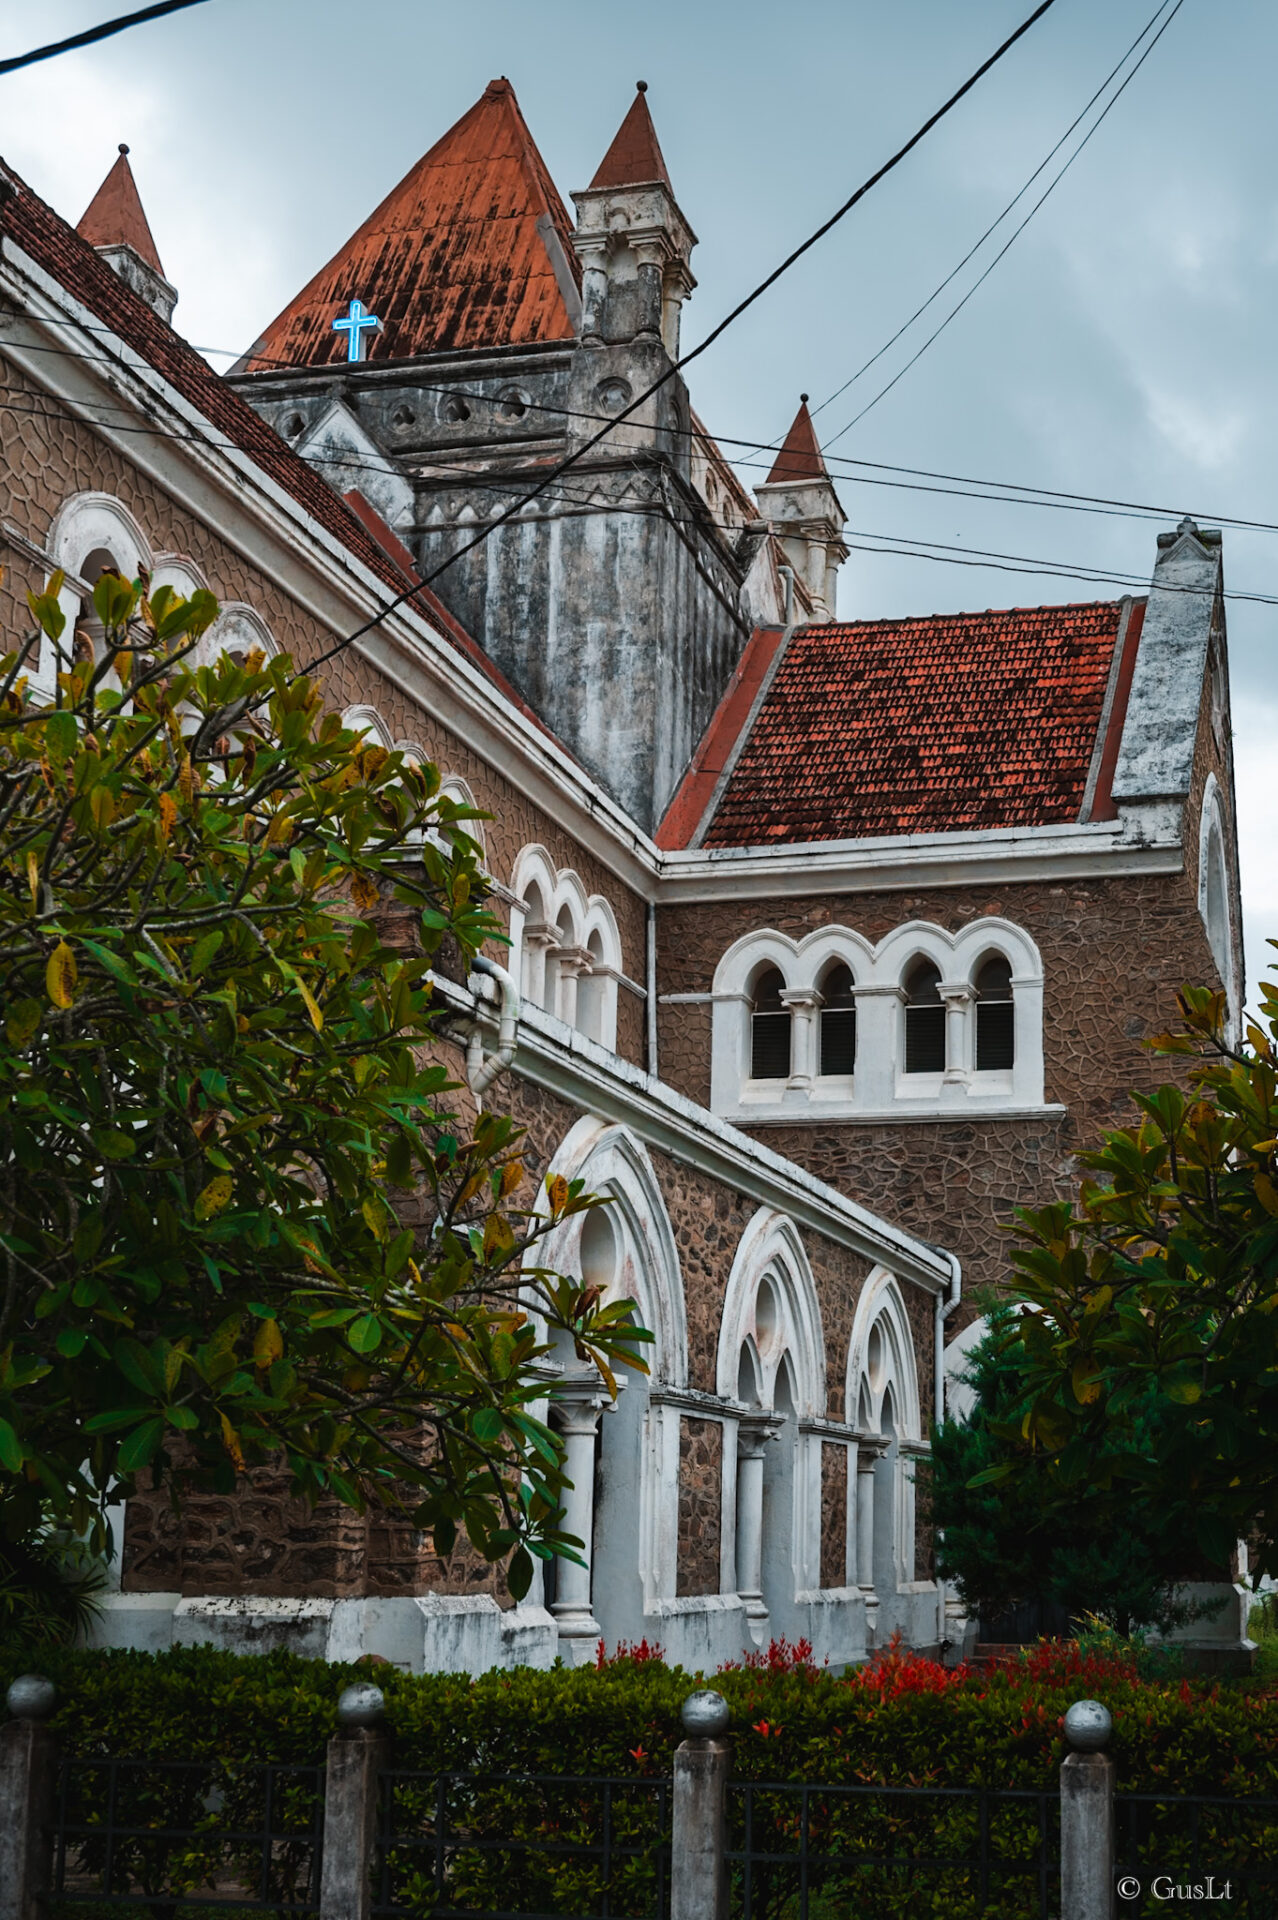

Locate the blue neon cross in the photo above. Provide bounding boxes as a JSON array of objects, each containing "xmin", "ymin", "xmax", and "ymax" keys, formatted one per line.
[{"xmin": 332, "ymin": 297, "xmax": 381, "ymax": 362}]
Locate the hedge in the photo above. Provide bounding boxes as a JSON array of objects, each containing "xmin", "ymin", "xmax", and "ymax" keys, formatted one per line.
[{"xmin": 6, "ymin": 1638, "xmax": 1277, "ymax": 1918}]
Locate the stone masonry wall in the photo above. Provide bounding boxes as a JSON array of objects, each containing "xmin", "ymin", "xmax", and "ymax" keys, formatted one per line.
[
  {"xmin": 655, "ymin": 868, "xmax": 1226, "ymax": 1312},
  {"xmin": 676, "ymin": 1418, "xmax": 723, "ymax": 1597},
  {"xmin": 820, "ymin": 1443, "xmax": 848, "ymax": 1590}
]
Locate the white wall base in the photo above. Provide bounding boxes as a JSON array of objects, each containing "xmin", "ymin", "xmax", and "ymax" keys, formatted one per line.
[{"xmin": 89, "ymin": 1592, "xmax": 560, "ymax": 1674}]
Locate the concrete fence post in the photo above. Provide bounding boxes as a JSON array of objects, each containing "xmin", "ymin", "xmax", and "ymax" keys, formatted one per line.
[
  {"xmin": 319, "ymin": 1682, "xmax": 387, "ymax": 1920},
  {"xmin": 671, "ymin": 1689, "xmax": 731, "ymax": 1920},
  {"xmin": 1060, "ymin": 1699, "xmax": 1115, "ymax": 1920},
  {"xmin": 0, "ymin": 1675, "xmax": 59, "ymax": 1920}
]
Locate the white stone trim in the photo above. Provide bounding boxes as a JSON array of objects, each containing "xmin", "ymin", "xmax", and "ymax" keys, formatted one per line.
[
  {"xmin": 510, "ymin": 844, "xmax": 622, "ymax": 1047},
  {"xmin": 711, "ymin": 917, "xmax": 1045, "ymax": 1120},
  {"xmin": 1197, "ymin": 772, "xmax": 1238, "ymax": 1032}
]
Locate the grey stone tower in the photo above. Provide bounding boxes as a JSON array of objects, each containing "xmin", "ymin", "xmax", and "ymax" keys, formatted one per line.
[{"xmin": 227, "ymin": 80, "xmax": 756, "ymax": 833}]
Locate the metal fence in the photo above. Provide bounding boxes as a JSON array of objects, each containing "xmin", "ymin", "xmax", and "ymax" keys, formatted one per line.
[
  {"xmin": 727, "ymin": 1780, "xmax": 1059, "ymax": 1920},
  {"xmin": 1114, "ymin": 1792, "xmax": 1278, "ymax": 1918},
  {"xmin": 371, "ymin": 1769, "xmax": 671, "ymax": 1920},
  {"xmin": 49, "ymin": 1756, "xmax": 324, "ymax": 1913}
]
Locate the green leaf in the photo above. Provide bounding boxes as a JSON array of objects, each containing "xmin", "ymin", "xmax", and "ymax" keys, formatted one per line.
[
  {"xmin": 0, "ymin": 1417, "xmax": 24, "ymax": 1471},
  {"xmin": 347, "ymin": 1314, "xmax": 383, "ymax": 1354},
  {"xmin": 117, "ymin": 1417, "xmax": 164, "ymax": 1473},
  {"xmin": 55, "ymin": 1328, "xmax": 88, "ymax": 1359},
  {"xmin": 507, "ymin": 1545, "xmax": 533, "ymax": 1601},
  {"xmin": 471, "ymin": 1407, "xmax": 504, "ymax": 1445}
]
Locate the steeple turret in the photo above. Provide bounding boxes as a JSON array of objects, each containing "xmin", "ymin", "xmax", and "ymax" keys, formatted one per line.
[
  {"xmin": 76, "ymin": 145, "xmax": 176, "ymax": 323},
  {"xmin": 754, "ymin": 397, "xmax": 847, "ymax": 621},
  {"xmin": 571, "ymin": 83, "xmax": 696, "ymax": 357}
]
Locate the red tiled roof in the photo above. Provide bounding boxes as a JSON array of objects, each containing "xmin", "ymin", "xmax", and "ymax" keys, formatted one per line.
[
  {"xmin": 699, "ymin": 602, "xmax": 1132, "ymax": 846},
  {"xmin": 589, "ymin": 85, "xmax": 671, "ymax": 190},
  {"xmin": 241, "ymin": 79, "xmax": 580, "ymax": 372},
  {"xmin": 76, "ymin": 145, "xmax": 165, "ymax": 275},
  {"xmin": 765, "ymin": 398, "xmax": 825, "ymax": 485},
  {"xmin": 0, "ymin": 157, "xmax": 561, "ymax": 735}
]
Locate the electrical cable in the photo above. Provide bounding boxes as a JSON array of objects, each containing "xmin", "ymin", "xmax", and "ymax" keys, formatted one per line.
[
  {"xmin": 0, "ymin": 0, "xmax": 210, "ymax": 77},
  {"xmin": 4, "ymin": 390, "xmax": 1265, "ymax": 615},
  {"xmin": 295, "ymin": 0, "xmax": 1062, "ymax": 674},
  {"xmin": 806, "ymin": 0, "xmax": 1178, "ymax": 426},
  {"xmin": 821, "ymin": 0, "xmax": 1187, "ymax": 452}
]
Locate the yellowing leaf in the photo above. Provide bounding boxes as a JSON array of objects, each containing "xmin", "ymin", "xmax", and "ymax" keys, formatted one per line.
[
  {"xmin": 294, "ymin": 974, "xmax": 323, "ymax": 1033},
  {"xmin": 26, "ymin": 850, "xmax": 38, "ymax": 907},
  {"xmin": 46, "ymin": 940, "xmax": 77, "ymax": 1008},
  {"xmin": 265, "ymin": 809, "xmax": 294, "ymax": 847},
  {"xmin": 219, "ymin": 1412, "xmax": 245, "ymax": 1471},
  {"xmin": 194, "ymin": 1173, "xmax": 233, "ymax": 1221},
  {"xmin": 253, "ymin": 1317, "xmax": 284, "ymax": 1368},
  {"xmin": 244, "ymin": 647, "xmax": 265, "ymax": 674},
  {"xmin": 499, "ymin": 1159, "xmax": 525, "ymax": 1199},
  {"xmin": 90, "ymin": 785, "xmax": 115, "ymax": 829},
  {"xmin": 178, "ymin": 755, "xmax": 194, "ymax": 806},
  {"xmin": 1256, "ymin": 1173, "xmax": 1278, "ymax": 1219},
  {"xmin": 359, "ymin": 745, "xmax": 389, "ymax": 780},
  {"xmin": 157, "ymin": 792, "xmax": 177, "ymax": 841},
  {"xmin": 1071, "ymin": 1359, "xmax": 1102, "ymax": 1406},
  {"xmin": 546, "ymin": 1174, "xmax": 570, "ymax": 1216},
  {"xmin": 351, "ymin": 873, "xmax": 380, "ymax": 913}
]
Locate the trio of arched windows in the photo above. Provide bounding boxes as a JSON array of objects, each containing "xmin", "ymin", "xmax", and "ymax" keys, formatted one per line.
[
  {"xmin": 751, "ymin": 950, "xmax": 1017, "ymax": 1081},
  {"xmin": 512, "ymin": 848, "xmax": 623, "ymax": 1051}
]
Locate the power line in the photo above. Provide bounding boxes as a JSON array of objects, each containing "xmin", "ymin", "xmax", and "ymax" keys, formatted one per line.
[
  {"xmin": 7, "ymin": 387, "xmax": 1268, "ymax": 618},
  {"xmin": 822, "ymin": 0, "xmax": 1187, "ymax": 452},
  {"xmin": 297, "ymin": 0, "xmax": 1062, "ymax": 674},
  {"xmin": 0, "ymin": 0, "xmax": 210, "ymax": 77},
  {"xmin": 14, "ymin": 321, "xmax": 1249, "ymax": 537}
]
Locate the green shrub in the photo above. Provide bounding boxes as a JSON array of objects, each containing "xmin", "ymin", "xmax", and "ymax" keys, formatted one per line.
[{"xmin": 5, "ymin": 1639, "xmax": 1276, "ymax": 1918}]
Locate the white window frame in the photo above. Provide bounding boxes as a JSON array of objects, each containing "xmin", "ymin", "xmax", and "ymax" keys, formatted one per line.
[{"xmin": 711, "ymin": 917, "xmax": 1047, "ymax": 1121}]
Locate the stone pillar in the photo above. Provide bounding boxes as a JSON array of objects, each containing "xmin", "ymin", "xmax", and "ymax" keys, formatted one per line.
[
  {"xmin": 939, "ymin": 983, "xmax": 974, "ymax": 1086},
  {"xmin": 551, "ymin": 1389, "xmax": 605, "ymax": 1659},
  {"xmin": 855, "ymin": 1451, "xmax": 879, "ymax": 1644},
  {"xmin": 633, "ymin": 241, "xmax": 666, "ymax": 341},
  {"xmin": 671, "ymin": 1692, "xmax": 731, "ymax": 1920},
  {"xmin": 849, "ymin": 984, "xmax": 902, "ymax": 1107},
  {"xmin": 319, "ymin": 1684, "xmax": 386, "ymax": 1920},
  {"xmin": 519, "ymin": 921, "xmax": 558, "ymax": 1011},
  {"xmin": 552, "ymin": 946, "xmax": 591, "ymax": 1029},
  {"xmin": 734, "ymin": 1421, "xmax": 772, "ymax": 1623},
  {"xmin": 577, "ymin": 238, "xmax": 610, "ymax": 344},
  {"xmin": 0, "ymin": 1677, "xmax": 59, "ymax": 1920},
  {"xmin": 781, "ymin": 987, "xmax": 821, "ymax": 1090},
  {"xmin": 1060, "ymin": 1701, "xmax": 1114, "ymax": 1920}
]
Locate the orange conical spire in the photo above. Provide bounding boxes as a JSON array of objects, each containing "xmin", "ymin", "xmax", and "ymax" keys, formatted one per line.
[
  {"xmin": 76, "ymin": 144, "xmax": 164, "ymax": 276},
  {"xmin": 766, "ymin": 396, "xmax": 828, "ymax": 485},
  {"xmin": 240, "ymin": 78, "xmax": 581, "ymax": 370},
  {"xmin": 590, "ymin": 81, "xmax": 671, "ymax": 189}
]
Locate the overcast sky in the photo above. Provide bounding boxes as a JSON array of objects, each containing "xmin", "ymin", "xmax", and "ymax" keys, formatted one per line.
[{"xmin": 2, "ymin": 0, "xmax": 1274, "ymax": 996}]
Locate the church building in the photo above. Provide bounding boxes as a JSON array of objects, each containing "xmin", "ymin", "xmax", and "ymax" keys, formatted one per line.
[{"xmin": 0, "ymin": 76, "xmax": 1243, "ymax": 1672}]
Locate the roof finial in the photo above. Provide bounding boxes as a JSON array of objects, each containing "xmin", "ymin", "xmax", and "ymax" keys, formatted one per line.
[
  {"xmin": 636, "ymin": 79, "xmax": 648, "ymax": 92},
  {"xmin": 118, "ymin": 142, "xmax": 129, "ymax": 155},
  {"xmin": 800, "ymin": 392, "xmax": 809, "ymax": 404}
]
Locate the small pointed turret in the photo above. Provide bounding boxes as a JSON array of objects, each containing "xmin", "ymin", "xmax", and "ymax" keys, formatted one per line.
[
  {"xmin": 572, "ymin": 83, "xmax": 696, "ymax": 356},
  {"xmin": 589, "ymin": 80, "xmax": 672, "ymax": 190},
  {"xmin": 755, "ymin": 396, "xmax": 847, "ymax": 622},
  {"xmin": 76, "ymin": 145, "xmax": 176, "ymax": 323}
]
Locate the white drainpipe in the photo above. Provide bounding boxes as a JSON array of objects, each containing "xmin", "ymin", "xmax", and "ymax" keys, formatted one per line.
[
  {"xmin": 466, "ymin": 954, "xmax": 519, "ymax": 1098},
  {"xmin": 934, "ymin": 1249, "xmax": 963, "ymax": 1653}
]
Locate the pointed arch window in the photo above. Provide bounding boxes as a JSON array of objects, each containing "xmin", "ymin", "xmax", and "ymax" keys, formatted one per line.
[
  {"xmin": 974, "ymin": 954, "xmax": 1015, "ymax": 1070},
  {"xmin": 818, "ymin": 962, "xmax": 857, "ymax": 1077},
  {"xmin": 750, "ymin": 967, "xmax": 791, "ymax": 1081},
  {"xmin": 903, "ymin": 960, "xmax": 945, "ymax": 1074}
]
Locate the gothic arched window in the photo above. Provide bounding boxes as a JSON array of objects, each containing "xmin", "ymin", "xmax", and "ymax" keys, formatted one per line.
[
  {"xmin": 751, "ymin": 967, "xmax": 791, "ymax": 1081},
  {"xmin": 903, "ymin": 959, "xmax": 945, "ymax": 1074},
  {"xmin": 818, "ymin": 961, "xmax": 857, "ymax": 1077},
  {"xmin": 974, "ymin": 954, "xmax": 1015, "ymax": 1070}
]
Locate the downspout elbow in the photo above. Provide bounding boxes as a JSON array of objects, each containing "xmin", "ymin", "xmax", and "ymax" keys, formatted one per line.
[{"xmin": 467, "ymin": 953, "xmax": 519, "ymax": 1098}]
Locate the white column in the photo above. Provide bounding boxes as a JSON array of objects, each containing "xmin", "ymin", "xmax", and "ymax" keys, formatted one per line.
[
  {"xmin": 781, "ymin": 987, "xmax": 820, "ymax": 1090},
  {"xmin": 856, "ymin": 1450, "xmax": 880, "ymax": 1647},
  {"xmin": 551, "ymin": 1391, "xmax": 605, "ymax": 1658},
  {"xmin": 939, "ymin": 983, "xmax": 974, "ymax": 1086},
  {"xmin": 520, "ymin": 922, "xmax": 557, "ymax": 1010},
  {"xmin": 576, "ymin": 238, "xmax": 610, "ymax": 344},
  {"xmin": 851, "ymin": 985, "xmax": 902, "ymax": 1107},
  {"xmin": 734, "ymin": 1423, "xmax": 770, "ymax": 1622},
  {"xmin": 553, "ymin": 946, "xmax": 591, "ymax": 1029}
]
